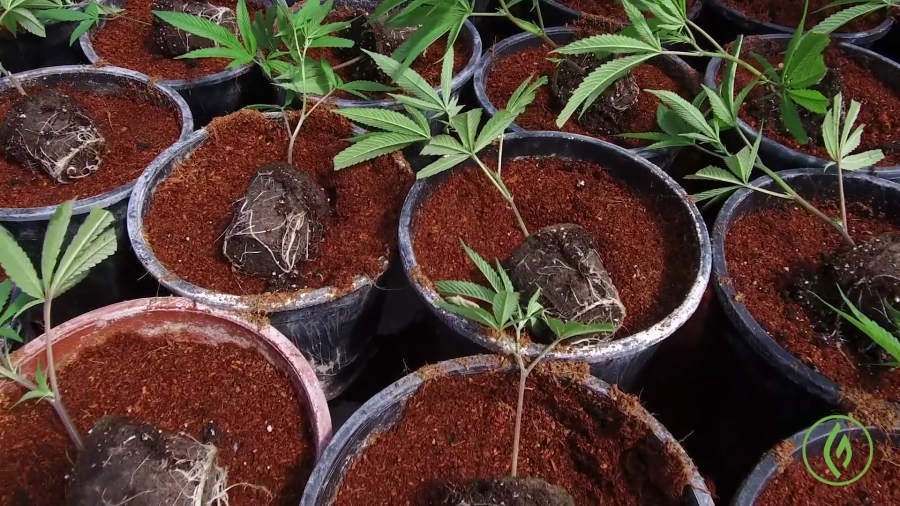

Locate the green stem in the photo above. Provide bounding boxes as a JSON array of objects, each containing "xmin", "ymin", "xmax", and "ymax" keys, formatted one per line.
[
  {"xmin": 0, "ymin": 62, "xmax": 26, "ymax": 96},
  {"xmin": 837, "ymin": 159, "xmax": 850, "ymax": 240},
  {"xmin": 685, "ymin": 18, "xmax": 728, "ymax": 55},
  {"xmin": 43, "ymin": 299, "xmax": 83, "ymax": 451},
  {"xmin": 664, "ymin": 50, "xmax": 767, "ymax": 81},
  {"xmin": 473, "ymin": 156, "xmax": 529, "ymax": 237}
]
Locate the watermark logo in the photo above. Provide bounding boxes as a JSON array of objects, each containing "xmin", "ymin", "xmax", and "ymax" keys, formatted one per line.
[{"xmin": 802, "ymin": 415, "xmax": 873, "ymax": 486}]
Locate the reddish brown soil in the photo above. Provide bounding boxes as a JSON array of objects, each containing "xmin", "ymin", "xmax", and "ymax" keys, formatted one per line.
[
  {"xmin": 726, "ymin": 200, "xmax": 900, "ymax": 398},
  {"xmin": 307, "ymin": 7, "xmax": 470, "ymax": 100},
  {"xmin": 144, "ymin": 108, "xmax": 412, "ymax": 295},
  {"xmin": 719, "ymin": 0, "xmax": 886, "ymax": 32},
  {"xmin": 728, "ymin": 42, "xmax": 900, "ymax": 167},
  {"xmin": 0, "ymin": 332, "xmax": 314, "ymax": 506},
  {"xmin": 92, "ymin": 0, "xmax": 251, "ymax": 81},
  {"xmin": 485, "ymin": 45, "xmax": 695, "ymax": 148},
  {"xmin": 333, "ymin": 369, "xmax": 695, "ymax": 506},
  {"xmin": 555, "ymin": 0, "xmax": 697, "ymax": 20},
  {"xmin": 0, "ymin": 83, "xmax": 181, "ymax": 208},
  {"xmin": 757, "ymin": 436, "xmax": 900, "ymax": 506},
  {"xmin": 413, "ymin": 156, "xmax": 697, "ymax": 338}
]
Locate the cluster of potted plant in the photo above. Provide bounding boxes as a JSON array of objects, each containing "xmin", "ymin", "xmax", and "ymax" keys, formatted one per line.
[{"xmin": 3, "ymin": 0, "xmax": 900, "ymax": 503}]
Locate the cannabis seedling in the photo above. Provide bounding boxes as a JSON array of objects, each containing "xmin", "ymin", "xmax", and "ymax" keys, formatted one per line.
[
  {"xmin": 333, "ymin": 48, "xmax": 546, "ymax": 237},
  {"xmin": 818, "ymin": 288, "xmax": 900, "ymax": 367},
  {"xmin": 0, "ymin": 201, "xmax": 118, "ymax": 451},
  {"xmin": 436, "ymin": 243, "xmax": 612, "ymax": 475},
  {"xmin": 811, "ymin": 0, "xmax": 899, "ymax": 35}
]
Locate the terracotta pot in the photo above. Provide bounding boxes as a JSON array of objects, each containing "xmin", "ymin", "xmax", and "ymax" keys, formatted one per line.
[{"xmin": 3, "ymin": 297, "xmax": 332, "ymax": 459}]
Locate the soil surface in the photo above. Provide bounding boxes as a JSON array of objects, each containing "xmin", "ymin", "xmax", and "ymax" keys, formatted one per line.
[
  {"xmin": 485, "ymin": 45, "xmax": 695, "ymax": 148},
  {"xmin": 92, "ymin": 0, "xmax": 252, "ymax": 81},
  {"xmin": 0, "ymin": 83, "xmax": 180, "ymax": 208},
  {"xmin": 413, "ymin": 156, "xmax": 697, "ymax": 338},
  {"xmin": 0, "ymin": 332, "xmax": 315, "ymax": 506},
  {"xmin": 554, "ymin": 0, "xmax": 697, "ymax": 21},
  {"xmin": 756, "ymin": 436, "xmax": 899, "ymax": 506},
  {"xmin": 727, "ymin": 41, "xmax": 900, "ymax": 169},
  {"xmin": 332, "ymin": 368, "xmax": 695, "ymax": 506},
  {"xmin": 307, "ymin": 6, "xmax": 469, "ymax": 100},
  {"xmin": 725, "ymin": 199, "xmax": 900, "ymax": 399},
  {"xmin": 144, "ymin": 108, "xmax": 413, "ymax": 295},
  {"xmin": 718, "ymin": 0, "xmax": 886, "ymax": 33}
]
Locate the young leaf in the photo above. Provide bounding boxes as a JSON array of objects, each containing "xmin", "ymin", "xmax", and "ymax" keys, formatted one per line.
[
  {"xmin": 685, "ymin": 166, "xmax": 743, "ymax": 185},
  {"xmin": 437, "ymin": 299, "xmax": 500, "ymax": 330},
  {"xmin": 334, "ymin": 108, "xmax": 429, "ymax": 137},
  {"xmin": 553, "ymin": 33, "xmax": 660, "ymax": 55},
  {"xmin": 333, "ymin": 132, "xmax": 425, "ymax": 170},
  {"xmin": 780, "ymin": 94, "xmax": 809, "ymax": 145},
  {"xmin": 0, "ymin": 228, "xmax": 42, "ymax": 300},
  {"xmin": 506, "ymin": 74, "xmax": 548, "ymax": 117},
  {"xmin": 647, "ymin": 90, "xmax": 717, "ymax": 139},
  {"xmin": 819, "ymin": 288, "xmax": 900, "ymax": 364},
  {"xmin": 702, "ymin": 84, "xmax": 734, "ymax": 127},
  {"xmin": 786, "ymin": 88, "xmax": 828, "ymax": 114},
  {"xmin": 840, "ymin": 150, "xmax": 885, "ymax": 171},
  {"xmin": 691, "ymin": 186, "xmax": 741, "ymax": 203},
  {"xmin": 40, "ymin": 200, "xmax": 73, "ymax": 292},
  {"xmin": 236, "ymin": 0, "xmax": 256, "ymax": 56},
  {"xmin": 48, "ymin": 207, "xmax": 114, "ymax": 296},
  {"xmin": 543, "ymin": 316, "xmax": 614, "ymax": 341},
  {"xmin": 434, "ymin": 280, "xmax": 496, "ymax": 303},
  {"xmin": 812, "ymin": 2, "xmax": 886, "ymax": 34},
  {"xmin": 152, "ymin": 10, "xmax": 243, "ymax": 52},
  {"xmin": 364, "ymin": 50, "xmax": 443, "ymax": 108},
  {"xmin": 441, "ymin": 45, "xmax": 454, "ymax": 103},
  {"xmin": 461, "ymin": 242, "xmax": 503, "ymax": 293},
  {"xmin": 54, "ymin": 228, "xmax": 117, "ymax": 297},
  {"xmin": 492, "ymin": 291, "xmax": 520, "ymax": 328},
  {"xmin": 416, "ymin": 153, "xmax": 469, "ymax": 178},
  {"xmin": 474, "ymin": 111, "xmax": 514, "ymax": 153},
  {"xmin": 421, "ymin": 134, "xmax": 469, "ymax": 156}
]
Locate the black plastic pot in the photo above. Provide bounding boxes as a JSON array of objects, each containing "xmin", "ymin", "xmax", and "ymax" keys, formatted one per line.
[
  {"xmin": 301, "ymin": 354, "xmax": 716, "ymax": 506},
  {"xmin": 80, "ymin": 0, "xmax": 280, "ymax": 127},
  {"xmin": 0, "ymin": 2, "xmax": 89, "ymax": 74},
  {"xmin": 704, "ymin": 34, "xmax": 900, "ymax": 180},
  {"xmin": 0, "ymin": 65, "xmax": 193, "ymax": 327},
  {"xmin": 732, "ymin": 420, "xmax": 897, "ymax": 505},
  {"xmin": 399, "ymin": 131, "xmax": 711, "ymax": 389},
  {"xmin": 701, "ymin": 0, "xmax": 892, "ymax": 47},
  {"xmin": 271, "ymin": 0, "xmax": 483, "ymax": 111},
  {"xmin": 712, "ymin": 169, "xmax": 900, "ymax": 430},
  {"xmin": 530, "ymin": 0, "xmax": 702, "ymax": 28},
  {"xmin": 127, "ymin": 112, "xmax": 406, "ymax": 400},
  {"xmin": 473, "ymin": 27, "xmax": 701, "ymax": 171}
]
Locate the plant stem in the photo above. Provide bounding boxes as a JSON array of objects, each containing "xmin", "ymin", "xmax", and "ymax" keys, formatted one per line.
[
  {"xmin": 473, "ymin": 156, "xmax": 529, "ymax": 237},
  {"xmin": 43, "ymin": 299, "xmax": 83, "ymax": 451},
  {"xmin": 837, "ymin": 159, "xmax": 850, "ymax": 240},
  {"xmin": 332, "ymin": 55, "xmax": 363, "ymax": 71},
  {"xmin": 0, "ymin": 63, "xmax": 26, "ymax": 97}
]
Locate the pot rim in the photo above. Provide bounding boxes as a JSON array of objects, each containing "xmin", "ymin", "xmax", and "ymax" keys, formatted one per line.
[
  {"xmin": 0, "ymin": 64, "xmax": 194, "ymax": 221},
  {"xmin": 6, "ymin": 296, "xmax": 333, "ymax": 459},
  {"xmin": 398, "ymin": 130, "xmax": 712, "ymax": 363},
  {"xmin": 711, "ymin": 168, "xmax": 900, "ymax": 402},
  {"xmin": 703, "ymin": 33, "xmax": 900, "ymax": 178},
  {"xmin": 127, "ymin": 111, "xmax": 393, "ymax": 313},
  {"xmin": 300, "ymin": 354, "xmax": 715, "ymax": 506},
  {"xmin": 701, "ymin": 0, "xmax": 893, "ymax": 40}
]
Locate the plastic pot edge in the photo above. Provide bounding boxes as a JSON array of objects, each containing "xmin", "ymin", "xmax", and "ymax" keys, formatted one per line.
[
  {"xmin": 0, "ymin": 64, "xmax": 194, "ymax": 221},
  {"xmin": 300, "ymin": 354, "xmax": 715, "ymax": 506}
]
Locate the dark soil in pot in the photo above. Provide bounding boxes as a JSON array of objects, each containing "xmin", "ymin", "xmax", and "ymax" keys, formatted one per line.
[
  {"xmin": 0, "ymin": 82, "xmax": 181, "ymax": 208},
  {"xmin": 716, "ymin": 0, "xmax": 887, "ymax": 33},
  {"xmin": 725, "ymin": 198, "xmax": 900, "ymax": 402},
  {"xmin": 331, "ymin": 365, "xmax": 699, "ymax": 505},
  {"xmin": 143, "ymin": 108, "xmax": 413, "ymax": 296},
  {"xmin": 413, "ymin": 156, "xmax": 696, "ymax": 340},
  {"xmin": 551, "ymin": 0, "xmax": 697, "ymax": 21},
  {"xmin": 0, "ymin": 332, "xmax": 315, "ymax": 505},
  {"xmin": 91, "ymin": 0, "xmax": 257, "ymax": 81},
  {"xmin": 304, "ymin": 5, "xmax": 470, "ymax": 101},
  {"xmin": 721, "ymin": 37, "xmax": 900, "ymax": 168},
  {"xmin": 484, "ymin": 42, "xmax": 697, "ymax": 150}
]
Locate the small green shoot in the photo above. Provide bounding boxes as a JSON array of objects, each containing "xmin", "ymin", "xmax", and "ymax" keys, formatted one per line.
[
  {"xmin": 818, "ymin": 287, "xmax": 900, "ymax": 367},
  {"xmin": 0, "ymin": 201, "xmax": 118, "ymax": 451}
]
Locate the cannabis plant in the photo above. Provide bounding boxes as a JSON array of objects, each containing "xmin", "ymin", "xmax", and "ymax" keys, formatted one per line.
[
  {"xmin": 819, "ymin": 288, "xmax": 900, "ymax": 367},
  {"xmin": 0, "ymin": 0, "xmax": 118, "ymax": 43},
  {"xmin": 333, "ymin": 47, "xmax": 546, "ymax": 237},
  {"xmin": 436, "ymin": 242, "xmax": 612, "ymax": 475},
  {"xmin": 811, "ymin": 0, "xmax": 899, "ymax": 34},
  {"xmin": 0, "ymin": 201, "xmax": 117, "ymax": 451}
]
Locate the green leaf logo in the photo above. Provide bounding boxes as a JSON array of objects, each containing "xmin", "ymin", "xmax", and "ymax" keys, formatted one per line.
[{"xmin": 803, "ymin": 415, "xmax": 873, "ymax": 486}]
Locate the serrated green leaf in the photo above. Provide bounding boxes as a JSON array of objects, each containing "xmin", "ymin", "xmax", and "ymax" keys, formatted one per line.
[
  {"xmin": 492, "ymin": 291, "xmax": 519, "ymax": 328},
  {"xmin": 0, "ymin": 228, "xmax": 42, "ymax": 300},
  {"xmin": 702, "ymin": 84, "xmax": 734, "ymax": 127},
  {"xmin": 842, "ymin": 97, "xmax": 862, "ymax": 149},
  {"xmin": 840, "ymin": 150, "xmax": 884, "ymax": 171},
  {"xmin": 308, "ymin": 35, "xmax": 355, "ymax": 48},
  {"xmin": 69, "ymin": 18, "xmax": 93, "ymax": 45},
  {"xmin": 648, "ymin": 89, "xmax": 716, "ymax": 138},
  {"xmin": 153, "ymin": 10, "xmax": 242, "ymax": 51},
  {"xmin": 785, "ymin": 33, "xmax": 830, "ymax": 86},
  {"xmin": 420, "ymin": 135, "xmax": 468, "ymax": 156},
  {"xmin": 437, "ymin": 299, "xmax": 500, "ymax": 330},
  {"xmin": 688, "ymin": 166, "xmax": 743, "ymax": 185},
  {"xmin": 474, "ymin": 111, "xmax": 514, "ymax": 153},
  {"xmin": 366, "ymin": 50, "xmax": 442, "ymax": 107},
  {"xmin": 823, "ymin": 94, "xmax": 841, "ymax": 161},
  {"xmin": 556, "ymin": 53, "xmax": 656, "ymax": 128},
  {"xmin": 12, "ymin": 387, "xmax": 52, "ymax": 408},
  {"xmin": 48, "ymin": 207, "xmax": 114, "ymax": 296},
  {"xmin": 0, "ymin": 293, "xmax": 35, "ymax": 324},
  {"xmin": 780, "ymin": 94, "xmax": 809, "ymax": 145},
  {"xmin": 334, "ymin": 108, "xmax": 428, "ymax": 137},
  {"xmin": 462, "ymin": 242, "xmax": 503, "ymax": 293},
  {"xmin": 691, "ymin": 186, "xmax": 741, "ymax": 203},
  {"xmin": 434, "ymin": 280, "xmax": 496, "ymax": 303},
  {"xmin": 787, "ymin": 88, "xmax": 828, "ymax": 114},
  {"xmin": 554, "ymin": 33, "xmax": 660, "ymax": 55},
  {"xmin": 55, "ymin": 227, "xmax": 116, "ymax": 297},
  {"xmin": 416, "ymin": 153, "xmax": 469, "ymax": 178},
  {"xmin": 41, "ymin": 200, "xmax": 72, "ymax": 292},
  {"xmin": 441, "ymin": 45, "xmax": 454, "ymax": 103},
  {"xmin": 506, "ymin": 74, "xmax": 547, "ymax": 117},
  {"xmin": 333, "ymin": 132, "xmax": 424, "ymax": 170},
  {"xmin": 722, "ymin": 35, "xmax": 743, "ymax": 114},
  {"xmin": 495, "ymin": 259, "xmax": 514, "ymax": 292},
  {"xmin": 812, "ymin": 2, "xmax": 885, "ymax": 34},
  {"xmin": 236, "ymin": 0, "xmax": 255, "ymax": 55},
  {"xmin": 623, "ymin": 0, "xmax": 661, "ymax": 50}
]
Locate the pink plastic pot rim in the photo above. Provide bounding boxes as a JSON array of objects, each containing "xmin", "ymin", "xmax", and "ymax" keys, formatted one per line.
[{"xmin": 11, "ymin": 296, "xmax": 333, "ymax": 460}]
